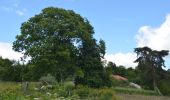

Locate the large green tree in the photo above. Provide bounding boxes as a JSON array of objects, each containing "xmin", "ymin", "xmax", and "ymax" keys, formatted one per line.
[
  {"xmin": 13, "ymin": 7, "xmax": 111, "ymax": 87},
  {"xmin": 134, "ymin": 46, "xmax": 169, "ymax": 94}
]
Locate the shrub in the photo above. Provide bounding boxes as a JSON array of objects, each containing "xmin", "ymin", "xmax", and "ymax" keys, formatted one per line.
[
  {"xmin": 74, "ymin": 85, "xmax": 90, "ymax": 99},
  {"xmin": 39, "ymin": 74, "xmax": 56, "ymax": 85},
  {"xmin": 158, "ymin": 80, "xmax": 170, "ymax": 96},
  {"xmin": 53, "ymin": 83, "xmax": 75, "ymax": 98},
  {"xmin": 111, "ymin": 78, "xmax": 129, "ymax": 87}
]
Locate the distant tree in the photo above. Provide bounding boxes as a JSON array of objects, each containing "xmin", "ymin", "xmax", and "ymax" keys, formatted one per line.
[
  {"xmin": 107, "ymin": 62, "xmax": 116, "ymax": 69},
  {"xmin": 0, "ymin": 57, "xmax": 12, "ymax": 80},
  {"xmin": 114, "ymin": 65, "xmax": 127, "ymax": 76},
  {"xmin": 0, "ymin": 57, "xmax": 23, "ymax": 81},
  {"xmin": 105, "ymin": 61, "xmax": 116, "ymax": 75},
  {"xmin": 126, "ymin": 67, "xmax": 137, "ymax": 81},
  {"xmin": 134, "ymin": 46, "xmax": 169, "ymax": 94}
]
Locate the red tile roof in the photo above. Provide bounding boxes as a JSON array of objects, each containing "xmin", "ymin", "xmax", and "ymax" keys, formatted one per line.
[{"xmin": 111, "ymin": 75, "xmax": 128, "ymax": 81}]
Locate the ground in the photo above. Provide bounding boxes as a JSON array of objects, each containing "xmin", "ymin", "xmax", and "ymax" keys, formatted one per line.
[{"xmin": 117, "ymin": 93, "xmax": 170, "ymax": 100}]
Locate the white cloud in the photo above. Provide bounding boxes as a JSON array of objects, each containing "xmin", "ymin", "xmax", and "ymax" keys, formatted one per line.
[
  {"xmin": 136, "ymin": 14, "xmax": 170, "ymax": 51},
  {"xmin": 105, "ymin": 53, "xmax": 137, "ymax": 68},
  {"xmin": 15, "ymin": 8, "xmax": 27, "ymax": 16},
  {"xmin": 2, "ymin": 6, "xmax": 27, "ymax": 16},
  {"xmin": 0, "ymin": 42, "xmax": 138, "ymax": 68},
  {"xmin": 16, "ymin": 10, "xmax": 24, "ymax": 16},
  {"xmin": 1, "ymin": 1, "xmax": 27, "ymax": 16},
  {"xmin": 0, "ymin": 42, "xmax": 23, "ymax": 61},
  {"xmin": 105, "ymin": 14, "xmax": 170, "ymax": 69}
]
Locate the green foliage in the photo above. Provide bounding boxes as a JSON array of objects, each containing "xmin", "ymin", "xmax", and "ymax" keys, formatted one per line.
[
  {"xmin": 158, "ymin": 80, "xmax": 170, "ymax": 96},
  {"xmin": 126, "ymin": 67, "xmax": 138, "ymax": 81},
  {"xmin": 75, "ymin": 39, "xmax": 112, "ymax": 87},
  {"xmin": 39, "ymin": 74, "xmax": 57, "ymax": 85},
  {"xmin": 12, "ymin": 7, "xmax": 111, "ymax": 88},
  {"xmin": 105, "ymin": 61, "xmax": 116, "ymax": 75},
  {"xmin": 0, "ymin": 57, "xmax": 24, "ymax": 82},
  {"xmin": 99, "ymin": 39, "xmax": 106, "ymax": 58},
  {"xmin": 114, "ymin": 65, "xmax": 127, "ymax": 76},
  {"xmin": 0, "ymin": 82, "xmax": 115, "ymax": 100},
  {"xmin": 74, "ymin": 68, "xmax": 84, "ymax": 78},
  {"xmin": 134, "ymin": 46, "xmax": 169, "ymax": 92},
  {"xmin": 111, "ymin": 79, "xmax": 129, "ymax": 87},
  {"xmin": 92, "ymin": 88, "xmax": 116, "ymax": 100},
  {"xmin": 105, "ymin": 62, "xmax": 137, "ymax": 81},
  {"xmin": 13, "ymin": 7, "xmax": 91, "ymax": 83},
  {"xmin": 74, "ymin": 85, "xmax": 90, "ymax": 98},
  {"xmin": 111, "ymin": 78, "xmax": 120, "ymax": 86},
  {"xmin": 0, "ymin": 82, "xmax": 26, "ymax": 100},
  {"xmin": 74, "ymin": 85, "xmax": 116, "ymax": 100}
]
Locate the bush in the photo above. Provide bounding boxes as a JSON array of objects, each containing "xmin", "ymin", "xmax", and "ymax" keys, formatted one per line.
[
  {"xmin": 158, "ymin": 80, "xmax": 170, "ymax": 96},
  {"xmin": 53, "ymin": 82, "xmax": 75, "ymax": 98},
  {"xmin": 111, "ymin": 78, "xmax": 129, "ymax": 87},
  {"xmin": 74, "ymin": 85, "xmax": 90, "ymax": 99},
  {"xmin": 39, "ymin": 74, "xmax": 56, "ymax": 85}
]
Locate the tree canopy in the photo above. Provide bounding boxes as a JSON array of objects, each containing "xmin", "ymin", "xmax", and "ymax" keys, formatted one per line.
[
  {"xmin": 134, "ymin": 46, "xmax": 169, "ymax": 94},
  {"xmin": 13, "ymin": 7, "xmax": 111, "ymax": 87}
]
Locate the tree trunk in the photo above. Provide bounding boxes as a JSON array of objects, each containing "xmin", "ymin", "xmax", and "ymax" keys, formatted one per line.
[{"xmin": 153, "ymin": 80, "xmax": 162, "ymax": 95}]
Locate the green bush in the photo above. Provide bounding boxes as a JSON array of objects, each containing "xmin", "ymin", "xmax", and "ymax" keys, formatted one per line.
[
  {"xmin": 111, "ymin": 78, "xmax": 129, "ymax": 87},
  {"xmin": 158, "ymin": 80, "xmax": 170, "ymax": 96},
  {"xmin": 39, "ymin": 74, "xmax": 57, "ymax": 85},
  {"xmin": 74, "ymin": 85, "xmax": 90, "ymax": 99}
]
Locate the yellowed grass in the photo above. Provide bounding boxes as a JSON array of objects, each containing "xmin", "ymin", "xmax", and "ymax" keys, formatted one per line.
[
  {"xmin": 0, "ymin": 82, "xmax": 20, "ymax": 91},
  {"xmin": 117, "ymin": 93, "xmax": 170, "ymax": 100}
]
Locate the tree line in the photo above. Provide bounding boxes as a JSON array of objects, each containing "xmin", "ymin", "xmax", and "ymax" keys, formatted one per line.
[{"xmin": 105, "ymin": 47, "xmax": 170, "ymax": 95}]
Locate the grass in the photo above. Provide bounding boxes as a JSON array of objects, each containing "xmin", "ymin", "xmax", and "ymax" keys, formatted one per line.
[
  {"xmin": 0, "ymin": 82, "xmax": 20, "ymax": 91},
  {"xmin": 0, "ymin": 82, "xmax": 117, "ymax": 100},
  {"xmin": 1, "ymin": 82, "xmax": 169, "ymax": 100},
  {"xmin": 113, "ymin": 87, "xmax": 159, "ymax": 96},
  {"xmin": 117, "ymin": 94, "xmax": 170, "ymax": 100},
  {"xmin": 113, "ymin": 87, "xmax": 170, "ymax": 100},
  {"xmin": 0, "ymin": 82, "xmax": 25, "ymax": 100}
]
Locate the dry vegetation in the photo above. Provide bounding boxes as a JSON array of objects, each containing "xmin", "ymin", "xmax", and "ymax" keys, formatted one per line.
[{"xmin": 117, "ymin": 93, "xmax": 170, "ymax": 100}]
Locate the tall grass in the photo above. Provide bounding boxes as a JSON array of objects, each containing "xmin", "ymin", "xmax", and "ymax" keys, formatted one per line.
[
  {"xmin": 0, "ymin": 82, "xmax": 27, "ymax": 100},
  {"xmin": 113, "ymin": 87, "xmax": 159, "ymax": 96},
  {"xmin": 0, "ymin": 82, "xmax": 117, "ymax": 100}
]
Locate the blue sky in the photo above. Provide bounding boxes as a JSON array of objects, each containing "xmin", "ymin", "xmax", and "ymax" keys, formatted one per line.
[{"xmin": 1, "ymin": 0, "xmax": 170, "ymax": 68}]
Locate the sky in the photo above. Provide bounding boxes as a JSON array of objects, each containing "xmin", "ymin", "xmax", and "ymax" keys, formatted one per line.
[{"xmin": 1, "ymin": 0, "xmax": 170, "ymax": 69}]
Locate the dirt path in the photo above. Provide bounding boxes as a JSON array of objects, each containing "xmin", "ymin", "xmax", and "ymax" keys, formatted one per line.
[{"xmin": 117, "ymin": 94, "xmax": 170, "ymax": 100}]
